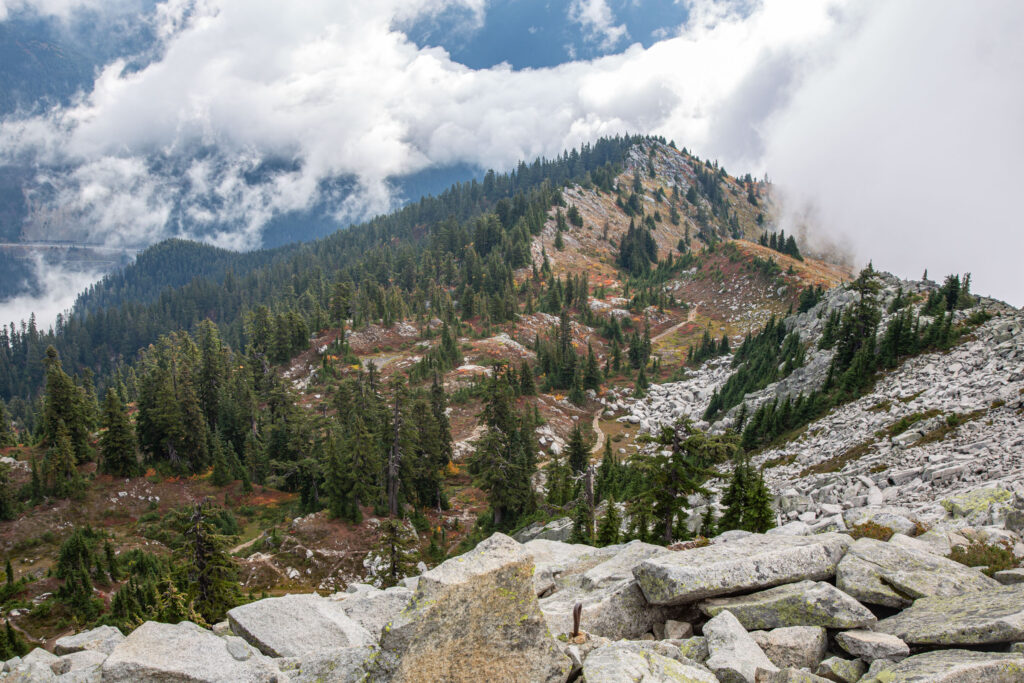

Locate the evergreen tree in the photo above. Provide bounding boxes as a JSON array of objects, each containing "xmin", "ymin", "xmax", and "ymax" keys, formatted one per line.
[
  {"xmin": 371, "ymin": 518, "xmax": 419, "ymax": 588},
  {"xmin": 41, "ymin": 346, "xmax": 91, "ymax": 463},
  {"xmin": 744, "ymin": 469, "xmax": 776, "ymax": 533},
  {"xmin": 99, "ymin": 389, "xmax": 141, "ymax": 478},
  {"xmin": 595, "ymin": 440, "xmax": 619, "ymax": 502},
  {"xmin": 210, "ymin": 434, "xmax": 232, "ymax": 487},
  {"xmin": 174, "ymin": 503, "xmax": 241, "ymax": 625},
  {"xmin": 0, "ymin": 463, "xmax": 14, "ymax": 521},
  {"xmin": 583, "ymin": 343, "xmax": 602, "ymax": 392},
  {"xmin": 700, "ymin": 503, "xmax": 717, "ymax": 538},
  {"xmin": 596, "ymin": 495, "xmax": 621, "ymax": 546},
  {"xmin": 5, "ymin": 559, "xmax": 13, "ymax": 586},
  {"xmin": 569, "ymin": 497, "xmax": 593, "ymax": 545},
  {"xmin": 567, "ymin": 425, "xmax": 588, "ymax": 475},
  {"xmin": 45, "ymin": 420, "xmax": 83, "ymax": 499},
  {"xmin": 0, "ymin": 401, "xmax": 14, "ymax": 447}
]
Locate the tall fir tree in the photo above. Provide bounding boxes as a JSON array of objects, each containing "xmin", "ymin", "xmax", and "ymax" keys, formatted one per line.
[
  {"xmin": 99, "ymin": 389, "xmax": 141, "ymax": 478},
  {"xmin": 174, "ymin": 503, "xmax": 241, "ymax": 625}
]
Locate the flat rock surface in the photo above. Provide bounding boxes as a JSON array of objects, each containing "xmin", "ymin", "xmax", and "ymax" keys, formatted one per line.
[
  {"xmin": 541, "ymin": 578, "xmax": 670, "ymax": 640},
  {"xmin": 100, "ymin": 621, "xmax": 280, "ymax": 683},
  {"xmin": 876, "ymin": 584, "xmax": 1024, "ymax": 645},
  {"xmin": 836, "ymin": 537, "xmax": 998, "ymax": 608},
  {"xmin": 633, "ymin": 534, "xmax": 850, "ymax": 605},
  {"xmin": 749, "ymin": 626, "xmax": 827, "ymax": 670},
  {"xmin": 858, "ymin": 649, "xmax": 1024, "ymax": 682},
  {"xmin": 53, "ymin": 625, "xmax": 125, "ymax": 656},
  {"xmin": 228, "ymin": 593, "xmax": 374, "ymax": 657},
  {"xmin": 582, "ymin": 643, "xmax": 717, "ymax": 683},
  {"xmin": 700, "ymin": 580, "xmax": 876, "ymax": 630},
  {"xmin": 834, "ymin": 629, "xmax": 909, "ymax": 662}
]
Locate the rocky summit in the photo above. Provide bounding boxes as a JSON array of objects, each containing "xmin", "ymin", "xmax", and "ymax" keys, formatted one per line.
[{"xmin": 7, "ymin": 526, "xmax": 1024, "ymax": 682}]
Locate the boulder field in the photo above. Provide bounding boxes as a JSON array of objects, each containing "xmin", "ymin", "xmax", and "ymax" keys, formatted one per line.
[{"xmin": 6, "ymin": 527, "xmax": 1024, "ymax": 682}]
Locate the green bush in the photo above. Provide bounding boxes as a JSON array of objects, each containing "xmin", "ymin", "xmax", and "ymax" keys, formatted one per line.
[{"xmin": 948, "ymin": 539, "xmax": 1019, "ymax": 576}]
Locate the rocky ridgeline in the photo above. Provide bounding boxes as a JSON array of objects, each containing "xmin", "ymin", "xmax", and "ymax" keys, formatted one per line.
[{"xmin": 9, "ymin": 529, "xmax": 1024, "ymax": 682}]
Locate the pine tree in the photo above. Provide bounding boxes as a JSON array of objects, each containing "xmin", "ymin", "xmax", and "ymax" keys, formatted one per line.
[
  {"xmin": 175, "ymin": 503, "xmax": 240, "ymax": 625},
  {"xmin": 45, "ymin": 420, "xmax": 83, "ymax": 499},
  {"xmin": 4, "ymin": 559, "xmax": 13, "ymax": 586},
  {"xmin": 371, "ymin": 518, "xmax": 418, "ymax": 588},
  {"xmin": 569, "ymin": 497, "xmax": 593, "ymax": 545},
  {"xmin": 0, "ymin": 401, "xmax": 14, "ymax": 447},
  {"xmin": 583, "ymin": 343, "xmax": 602, "ymax": 392},
  {"xmin": 0, "ymin": 463, "xmax": 14, "ymax": 521},
  {"xmin": 744, "ymin": 469, "xmax": 776, "ymax": 533},
  {"xmin": 99, "ymin": 389, "xmax": 141, "ymax": 478},
  {"xmin": 567, "ymin": 425, "xmax": 588, "ymax": 475},
  {"xmin": 595, "ymin": 440, "xmax": 618, "ymax": 502},
  {"xmin": 210, "ymin": 435, "xmax": 232, "ymax": 487},
  {"xmin": 700, "ymin": 504, "xmax": 717, "ymax": 538},
  {"xmin": 596, "ymin": 495, "xmax": 621, "ymax": 546},
  {"xmin": 719, "ymin": 459, "xmax": 749, "ymax": 532}
]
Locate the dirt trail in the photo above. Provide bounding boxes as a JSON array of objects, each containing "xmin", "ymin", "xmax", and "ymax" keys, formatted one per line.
[
  {"xmin": 590, "ymin": 413, "xmax": 605, "ymax": 456},
  {"xmin": 653, "ymin": 304, "xmax": 699, "ymax": 343},
  {"xmin": 231, "ymin": 535, "xmax": 261, "ymax": 555}
]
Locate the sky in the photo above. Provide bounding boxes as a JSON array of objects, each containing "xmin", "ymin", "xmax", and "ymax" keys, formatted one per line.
[{"xmin": 0, "ymin": 0, "xmax": 1022, "ymax": 327}]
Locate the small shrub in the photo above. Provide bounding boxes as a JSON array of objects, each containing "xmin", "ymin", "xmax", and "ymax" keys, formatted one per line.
[
  {"xmin": 948, "ymin": 539, "xmax": 1019, "ymax": 576},
  {"xmin": 848, "ymin": 521, "xmax": 894, "ymax": 542}
]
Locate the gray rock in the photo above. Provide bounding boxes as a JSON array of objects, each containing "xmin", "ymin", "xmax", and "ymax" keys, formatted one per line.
[
  {"xmin": 761, "ymin": 670, "xmax": 833, "ymax": 683},
  {"xmin": 700, "ymin": 580, "xmax": 875, "ymax": 630},
  {"xmin": 541, "ymin": 578, "xmax": 671, "ymax": 640},
  {"xmin": 633, "ymin": 534, "xmax": 850, "ymax": 606},
  {"xmin": 276, "ymin": 646, "xmax": 378, "ymax": 683},
  {"xmin": 54, "ymin": 626, "xmax": 125, "ymax": 656},
  {"xmin": 876, "ymin": 584, "xmax": 1024, "ymax": 645},
  {"xmin": 333, "ymin": 585, "xmax": 413, "ymax": 638},
  {"xmin": 378, "ymin": 532, "xmax": 571, "ymax": 682},
  {"xmin": 857, "ymin": 649, "xmax": 1024, "ymax": 682},
  {"xmin": 995, "ymin": 568, "xmax": 1024, "ymax": 585},
  {"xmin": 703, "ymin": 610, "xmax": 779, "ymax": 683},
  {"xmin": 581, "ymin": 643, "xmax": 717, "ymax": 683},
  {"xmin": 814, "ymin": 656, "xmax": 865, "ymax": 683},
  {"xmin": 675, "ymin": 636, "xmax": 709, "ymax": 664},
  {"xmin": 100, "ymin": 621, "xmax": 281, "ymax": 682},
  {"xmin": 664, "ymin": 619, "xmax": 693, "ymax": 639},
  {"xmin": 749, "ymin": 626, "xmax": 827, "ymax": 670},
  {"xmin": 51, "ymin": 650, "xmax": 107, "ymax": 675},
  {"xmin": 4, "ymin": 661, "xmax": 57, "ymax": 682},
  {"xmin": 836, "ymin": 537, "xmax": 998, "ymax": 608},
  {"xmin": 521, "ymin": 538, "xmax": 595, "ymax": 596},
  {"xmin": 581, "ymin": 540, "xmax": 667, "ymax": 589},
  {"xmin": 3, "ymin": 656, "xmax": 21, "ymax": 673},
  {"xmin": 22, "ymin": 649, "xmax": 58, "ymax": 668},
  {"xmin": 834, "ymin": 630, "xmax": 909, "ymax": 662},
  {"xmin": 228, "ymin": 593, "xmax": 374, "ymax": 657}
]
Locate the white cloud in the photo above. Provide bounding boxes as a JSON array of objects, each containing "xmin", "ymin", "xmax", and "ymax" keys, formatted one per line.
[
  {"xmin": 1, "ymin": 0, "xmax": 1022, "ymax": 317},
  {"xmin": 569, "ymin": 0, "xmax": 629, "ymax": 50}
]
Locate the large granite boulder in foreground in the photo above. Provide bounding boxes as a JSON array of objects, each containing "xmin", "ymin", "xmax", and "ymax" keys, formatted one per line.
[
  {"xmin": 700, "ymin": 580, "xmax": 875, "ymax": 630},
  {"xmin": 858, "ymin": 649, "xmax": 1024, "ymax": 682},
  {"xmin": 378, "ymin": 532, "xmax": 571, "ymax": 682},
  {"xmin": 540, "ymin": 577, "xmax": 670, "ymax": 640},
  {"xmin": 228, "ymin": 593, "xmax": 375, "ymax": 657},
  {"xmin": 836, "ymin": 537, "xmax": 998, "ymax": 608},
  {"xmin": 876, "ymin": 584, "xmax": 1024, "ymax": 645},
  {"xmin": 703, "ymin": 610, "xmax": 779, "ymax": 683},
  {"xmin": 633, "ymin": 533, "xmax": 850, "ymax": 605},
  {"xmin": 100, "ymin": 621, "xmax": 281, "ymax": 682}
]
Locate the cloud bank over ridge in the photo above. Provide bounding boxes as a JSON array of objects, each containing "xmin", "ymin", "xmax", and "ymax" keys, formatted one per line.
[{"xmin": 1, "ymin": 0, "xmax": 1021, "ymax": 321}]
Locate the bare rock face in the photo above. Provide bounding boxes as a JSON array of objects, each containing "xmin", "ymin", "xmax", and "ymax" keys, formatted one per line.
[
  {"xmin": 53, "ymin": 625, "xmax": 125, "ymax": 656},
  {"xmin": 633, "ymin": 534, "xmax": 850, "ymax": 606},
  {"xmin": 836, "ymin": 537, "xmax": 998, "ymax": 608},
  {"xmin": 227, "ymin": 593, "xmax": 375, "ymax": 657},
  {"xmin": 857, "ymin": 649, "xmax": 1024, "ymax": 682},
  {"xmin": 700, "ymin": 580, "xmax": 876, "ymax": 630},
  {"xmin": 749, "ymin": 626, "xmax": 828, "ymax": 670},
  {"xmin": 540, "ymin": 578, "xmax": 671, "ymax": 640},
  {"xmin": 834, "ymin": 630, "xmax": 909, "ymax": 662},
  {"xmin": 581, "ymin": 642, "xmax": 717, "ymax": 683},
  {"xmin": 100, "ymin": 621, "xmax": 281, "ymax": 682},
  {"xmin": 875, "ymin": 584, "xmax": 1024, "ymax": 646},
  {"xmin": 377, "ymin": 532, "xmax": 572, "ymax": 683},
  {"xmin": 703, "ymin": 610, "xmax": 779, "ymax": 683}
]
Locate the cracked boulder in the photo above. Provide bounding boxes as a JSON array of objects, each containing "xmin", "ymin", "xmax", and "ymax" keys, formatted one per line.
[
  {"xmin": 835, "ymin": 537, "xmax": 998, "ymax": 608},
  {"xmin": 633, "ymin": 533, "xmax": 850, "ymax": 606},
  {"xmin": 700, "ymin": 580, "xmax": 876, "ymax": 630},
  {"xmin": 875, "ymin": 584, "xmax": 1024, "ymax": 646}
]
